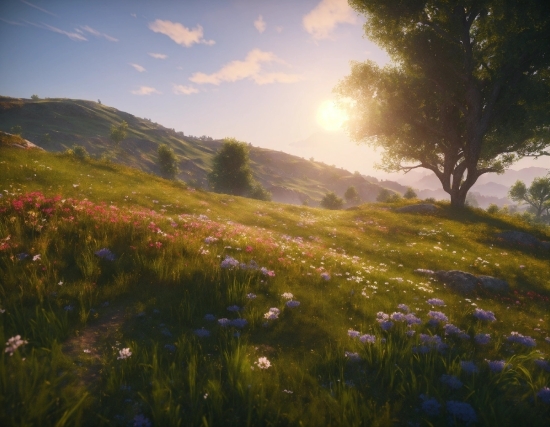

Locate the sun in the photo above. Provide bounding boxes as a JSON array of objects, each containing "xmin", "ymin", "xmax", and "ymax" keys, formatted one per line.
[{"xmin": 316, "ymin": 100, "xmax": 348, "ymax": 131}]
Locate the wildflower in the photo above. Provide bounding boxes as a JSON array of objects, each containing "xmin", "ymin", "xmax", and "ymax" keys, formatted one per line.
[
  {"xmin": 32, "ymin": 254, "xmax": 41, "ymax": 261},
  {"xmin": 260, "ymin": 267, "xmax": 275, "ymax": 277},
  {"xmin": 397, "ymin": 303, "xmax": 410, "ymax": 312},
  {"xmin": 376, "ymin": 312, "xmax": 389, "ymax": 321},
  {"xmin": 420, "ymin": 395, "xmax": 441, "ymax": 416},
  {"xmin": 264, "ymin": 308, "xmax": 280, "ymax": 320},
  {"xmin": 473, "ymin": 308, "xmax": 496, "ymax": 322},
  {"xmin": 348, "ymin": 329, "xmax": 360, "ymax": 338},
  {"xmin": 486, "ymin": 359, "xmax": 506, "ymax": 373},
  {"xmin": 537, "ymin": 387, "xmax": 550, "ymax": 404},
  {"xmin": 534, "ymin": 359, "xmax": 550, "ymax": 372},
  {"xmin": 17, "ymin": 253, "xmax": 28, "ymax": 260},
  {"xmin": 117, "ymin": 348, "xmax": 132, "ymax": 360},
  {"xmin": 406, "ymin": 330, "xmax": 416, "ymax": 337},
  {"xmin": 446, "ymin": 400, "xmax": 477, "ymax": 424},
  {"xmin": 246, "ymin": 293, "xmax": 257, "ymax": 299},
  {"xmin": 230, "ymin": 318, "xmax": 248, "ymax": 328},
  {"xmin": 227, "ymin": 305, "xmax": 241, "ymax": 312},
  {"xmin": 379, "ymin": 321, "xmax": 393, "ymax": 331},
  {"xmin": 427, "ymin": 310, "xmax": 448, "ymax": 324},
  {"xmin": 218, "ymin": 318, "xmax": 231, "ymax": 327},
  {"xmin": 58, "ymin": 281, "xmax": 63, "ymax": 286},
  {"xmin": 5, "ymin": 335, "xmax": 28, "ymax": 356},
  {"xmin": 427, "ymin": 298, "xmax": 445, "ymax": 306},
  {"xmin": 83, "ymin": 349, "xmax": 91, "ymax": 353},
  {"xmin": 204, "ymin": 236, "xmax": 218, "ymax": 244},
  {"xmin": 286, "ymin": 300, "xmax": 300, "ymax": 308},
  {"xmin": 95, "ymin": 248, "xmax": 115, "ymax": 261},
  {"xmin": 444, "ymin": 324, "xmax": 468, "ymax": 339},
  {"xmin": 204, "ymin": 314, "xmax": 216, "ymax": 321},
  {"xmin": 404, "ymin": 313, "xmax": 422, "ymax": 325},
  {"xmin": 440, "ymin": 374, "xmax": 463, "ymax": 390},
  {"xmin": 460, "ymin": 361, "xmax": 479, "ymax": 374},
  {"xmin": 220, "ymin": 256, "xmax": 239, "ymax": 269},
  {"xmin": 194, "ymin": 328, "xmax": 211, "ymax": 337},
  {"xmin": 320, "ymin": 272, "xmax": 330, "ymax": 281},
  {"xmin": 256, "ymin": 357, "xmax": 271, "ymax": 369},
  {"xmin": 360, "ymin": 334, "xmax": 376, "ymax": 344},
  {"xmin": 344, "ymin": 351, "xmax": 361, "ymax": 362},
  {"xmin": 507, "ymin": 332, "xmax": 536, "ymax": 347},
  {"xmin": 133, "ymin": 414, "xmax": 152, "ymax": 427},
  {"xmin": 474, "ymin": 333, "xmax": 491, "ymax": 345},
  {"xmin": 390, "ymin": 312, "xmax": 406, "ymax": 322},
  {"xmin": 281, "ymin": 292, "xmax": 294, "ymax": 300}
]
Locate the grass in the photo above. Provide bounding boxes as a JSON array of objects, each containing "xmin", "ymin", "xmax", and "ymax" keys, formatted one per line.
[{"xmin": 0, "ymin": 146, "xmax": 549, "ymax": 426}]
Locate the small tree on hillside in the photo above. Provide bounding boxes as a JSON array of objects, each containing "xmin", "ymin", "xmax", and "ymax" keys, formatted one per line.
[
  {"xmin": 344, "ymin": 186, "xmax": 361, "ymax": 205},
  {"xmin": 110, "ymin": 120, "xmax": 128, "ymax": 147},
  {"xmin": 509, "ymin": 177, "xmax": 550, "ymax": 220},
  {"xmin": 403, "ymin": 187, "xmax": 417, "ymax": 199},
  {"xmin": 31, "ymin": 94, "xmax": 39, "ymax": 100},
  {"xmin": 208, "ymin": 138, "xmax": 254, "ymax": 196},
  {"xmin": 157, "ymin": 144, "xmax": 179, "ymax": 179},
  {"xmin": 249, "ymin": 183, "xmax": 272, "ymax": 201},
  {"xmin": 377, "ymin": 188, "xmax": 401, "ymax": 203},
  {"xmin": 320, "ymin": 192, "xmax": 344, "ymax": 210}
]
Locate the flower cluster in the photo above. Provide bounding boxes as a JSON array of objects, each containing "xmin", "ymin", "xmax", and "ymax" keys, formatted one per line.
[
  {"xmin": 427, "ymin": 310, "xmax": 448, "ymax": 324},
  {"xmin": 486, "ymin": 359, "xmax": 506, "ymax": 373},
  {"xmin": 440, "ymin": 374, "xmax": 463, "ymax": 390},
  {"xmin": 538, "ymin": 387, "xmax": 550, "ymax": 404},
  {"xmin": 117, "ymin": 348, "xmax": 132, "ymax": 360},
  {"xmin": 220, "ymin": 256, "xmax": 239, "ymax": 269},
  {"xmin": 420, "ymin": 395, "xmax": 441, "ymax": 416},
  {"xmin": 446, "ymin": 400, "xmax": 477, "ymax": 424},
  {"xmin": 256, "ymin": 357, "xmax": 271, "ymax": 369},
  {"xmin": 427, "ymin": 298, "xmax": 445, "ymax": 306},
  {"xmin": 286, "ymin": 300, "xmax": 300, "ymax": 308},
  {"xmin": 194, "ymin": 328, "xmax": 210, "ymax": 338},
  {"xmin": 344, "ymin": 351, "xmax": 361, "ymax": 362},
  {"xmin": 443, "ymin": 323, "xmax": 469, "ymax": 339},
  {"xmin": 474, "ymin": 333, "xmax": 491, "ymax": 345},
  {"xmin": 460, "ymin": 361, "xmax": 479, "ymax": 374},
  {"xmin": 473, "ymin": 308, "xmax": 496, "ymax": 322},
  {"xmin": 95, "ymin": 248, "xmax": 115, "ymax": 261},
  {"xmin": 507, "ymin": 332, "xmax": 536, "ymax": 347},
  {"xmin": 5, "ymin": 335, "xmax": 28, "ymax": 356},
  {"xmin": 281, "ymin": 292, "xmax": 294, "ymax": 300},
  {"xmin": 264, "ymin": 307, "xmax": 280, "ymax": 320}
]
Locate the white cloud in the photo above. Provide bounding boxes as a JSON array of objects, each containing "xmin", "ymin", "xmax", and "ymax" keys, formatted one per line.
[
  {"xmin": 254, "ymin": 15, "xmax": 266, "ymax": 33},
  {"xmin": 131, "ymin": 86, "xmax": 161, "ymax": 95},
  {"xmin": 0, "ymin": 18, "xmax": 25, "ymax": 26},
  {"xmin": 148, "ymin": 19, "xmax": 215, "ymax": 47},
  {"xmin": 20, "ymin": 0, "xmax": 57, "ymax": 17},
  {"xmin": 303, "ymin": 0, "xmax": 356, "ymax": 40},
  {"xmin": 173, "ymin": 84, "xmax": 199, "ymax": 95},
  {"xmin": 38, "ymin": 23, "xmax": 87, "ymax": 41},
  {"xmin": 131, "ymin": 13, "xmax": 137, "ymax": 18},
  {"xmin": 79, "ymin": 25, "xmax": 118, "ymax": 42},
  {"xmin": 149, "ymin": 52, "xmax": 168, "ymax": 59},
  {"xmin": 189, "ymin": 49, "xmax": 302, "ymax": 86},
  {"xmin": 130, "ymin": 63, "xmax": 146, "ymax": 72}
]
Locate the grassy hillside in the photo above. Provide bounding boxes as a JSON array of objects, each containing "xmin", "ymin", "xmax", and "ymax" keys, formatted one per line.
[
  {"xmin": 0, "ymin": 96, "xmax": 385, "ymax": 205},
  {"xmin": 1, "ymin": 145, "xmax": 549, "ymax": 426}
]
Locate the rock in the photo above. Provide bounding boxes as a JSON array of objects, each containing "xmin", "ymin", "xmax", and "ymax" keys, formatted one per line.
[
  {"xmin": 433, "ymin": 270, "xmax": 509, "ymax": 294},
  {"xmin": 396, "ymin": 204, "xmax": 438, "ymax": 214},
  {"xmin": 496, "ymin": 231, "xmax": 550, "ymax": 250}
]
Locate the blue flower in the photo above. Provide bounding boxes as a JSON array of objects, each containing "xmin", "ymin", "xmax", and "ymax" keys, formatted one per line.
[
  {"xmin": 427, "ymin": 311, "xmax": 448, "ymax": 323},
  {"xmin": 473, "ymin": 308, "xmax": 496, "ymax": 322},
  {"xmin": 446, "ymin": 401, "xmax": 477, "ymax": 425},
  {"xmin": 194, "ymin": 328, "xmax": 210, "ymax": 338},
  {"xmin": 360, "ymin": 334, "xmax": 376, "ymax": 344},
  {"xmin": 460, "ymin": 361, "xmax": 479, "ymax": 374},
  {"xmin": 507, "ymin": 331, "xmax": 536, "ymax": 347},
  {"xmin": 474, "ymin": 333, "xmax": 491, "ymax": 345},
  {"xmin": 230, "ymin": 318, "xmax": 248, "ymax": 328},
  {"xmin": 440, "ymin": 374, "xmax": 463, "ymax": 390},
  {"xmin": 537, "ymin": 387, "xmax": 550, "ymax": 404},
  {"xmin": 486, "ymin": 359, "xmax": 506, "ymax": 373},
  {"xmin": 95, "ymin": 248, "xmax": 115, "ymax": 261},
  {"xmin": 427, "ymin": 298, "xmax": 445, "ymax": 306},
  {"xmin": 420, "ymin": 395, "xmax": 441, "ymax": 416}
]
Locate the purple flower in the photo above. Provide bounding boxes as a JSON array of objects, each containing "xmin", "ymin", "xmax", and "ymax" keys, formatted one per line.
[
  {"xmin": 443, "ymin": 324, "xmax": 462, "ymax": 335},
  {"xmin": 360, "ymin": 334, "xmax": 376, "ymax": 344},
  {"xmin": 320, "ymin": 272, "xmax": 331, "ymax": 281},
  {"xmin": 460, "ymin": 361, "xmax": 479, "ymax": 374},
  {"xmin": 446, "ymin": 401, "xmax": 477, "ymax": 424},
  {"xmin": 286, "ymin": 300, "xmax": 300, "ymax": 308},
  {"xmin": 204, "ymin": 314, "xmax": 216, "ymax": 321},
  {"xmin": 230, "ymin": 318, "xmax": 248, "ymax": 328},
  {"xmin": 390, "ymin": 312, "xmax": 406, "ymax": 322},
  {"xmin": 406, "ymin": 330, "xmax": 416, "ymax": 337},
  {"xmin": 246, "ymin": 293, "xmax": 257, "ymax": 299},
  {"xmin": 474, "ymin": 333, "xmax": 491, "ymax": 345},
  {"xmin": 133, "ymin": 414, "xmax": 152, "ymax": 427},
  {"xmin": 379, "ymin": 321, "xmax": 393, "ymax": 331},
  {"xmin": 412, "ymin": 345, "xmax": 430, "ymax": 354},
  {"xmin": 507, "ymin": 332, "xmax": 536, "ymax": 347},
  {"xmin": 220, "ymin": 256, "xmax": 239, "ymax": 269},
  {"xmin": 344, "ymin": 351, "xmax": 361, "ymax": 362},
  {"xmin": 260, "ymin": 267, "xmax": 275, "ymax": 277},
  {"xmin": 217, "ymin": 318, "xmax": 231, "ymax": 327},
  {"xmin": 397, "ymin": 303, "xmax": 410, "ymax": 312},
  {"xmin": 486, "ymin": 359, "xmax": 506, "ymax": 373},
  {"xmin": 95, "ymin": 248, "xmax": 115, "ymax": 261},
  {"xmin": 537, "ymin": 387, "xmax": 550, "ymax": 404},
  {"xmin": 404, "ymin": 313, "xmax": 422, "ymax": 325},
  {"xmin": 17, "ymin": 253, "xmax": 29, "ymax": 261},
  {"xmin": 376, "ymin": 312, "xmax": 389, "ymax": 321},
  {"xmin": 534, "ymin": 359, "xmax": 550, "ymax": 372},
  {"xmin": 347, "ymin": 329, "xmax": 360, "ymax": 338},
  {"xmin": 427, "ymin": 311, "xmax": 448, "ymax": 323},
  {"xmin": 473, "ymin": 308, "xmax": 496, "ymax": 322},
  {"xmin": 427, "ymin": 298, "xmax": 445, "ymax": 306},
  {"xmin": 440, "ymin": 374, "xmax": 463, "ymax": 390},
  {"xmin": 420, "ymin": 395, "xmax": 441, "ymax": 416},
  {"xmin": 227, "ymin": 305, "xmax": 241, "ymax": 312}
]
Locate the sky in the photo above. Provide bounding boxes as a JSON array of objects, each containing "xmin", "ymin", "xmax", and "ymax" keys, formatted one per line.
[{"xmin": 1, "ymin": 0, "xmax": 548, "ymax": 179}]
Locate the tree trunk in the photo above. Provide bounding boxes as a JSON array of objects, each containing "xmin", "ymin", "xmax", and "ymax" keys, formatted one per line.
[{"xmin": 449, "ymin": 189, "xmax": 467, "ymax": 209}]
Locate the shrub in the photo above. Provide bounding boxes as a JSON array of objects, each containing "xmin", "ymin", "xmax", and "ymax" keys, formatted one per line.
[
  {"xmin": 320, "ymin": 192, "xmax": 344, "ymax": 210},
  {"xmin": 486, "ymin": 204, "xmax": 499, "ymax": 214},
  {"xmin": 72, "ymin": 145, "xmax": 89, "ymax": 160},
  {"xmin": 157, "ymin": 144, "xmax": 179, "ymax": 179},
  {"xmin": 403, "ymin": 187, "xmax": 417, "ymax": 199},
  {"xmin": 248, "ymin": 183, "xmax": 271, "ymax": 201},
  {"xmin": 377, "ymin": 188, "xmax": 401, "ymax": 203}
]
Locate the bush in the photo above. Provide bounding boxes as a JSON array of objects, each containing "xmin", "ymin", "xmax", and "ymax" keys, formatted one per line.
[
  {"xmin": 208, "ymin": 138, "xmax": 254, "ymax": 196},
  {"xmin": 403, "ymin": 187, "xmax": 417, "ymax": 199},
  {"xmin": 248, "ymin": 183, "xmax": 271, "ymax": 201},
  {"xmin": 376, "ymin": 188, "xmax": 401, "ymax": 203},
  {"xmin": 424, "ymin": 197, "xmax": 436, "ymax": 203},
  {"xmin": 157, "ymin": 144, "xmax": 179, "ymax": 179},
  {"xmin": 344, "ymin": 186, "xmax": 361, "ymax": 205},
  {"xmin": 320, "ymin": 192, "xmax": 344, "ymax": 210},
  {"xmin": 72, "ymin": 145, "xmax": 89, "ymax": 160},
  {"xmin": 31, "ymin": 94, "xmax": 40, "ymax": 100},
  {"xmin": 486, "ymin": 204, "xmax": 499, "ymax": 214}
]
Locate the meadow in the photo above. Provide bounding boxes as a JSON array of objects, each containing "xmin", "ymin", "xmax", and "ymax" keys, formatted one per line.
[{"xmin": 1, "ymin": 146, "xmax": 549, "ymax": 426}]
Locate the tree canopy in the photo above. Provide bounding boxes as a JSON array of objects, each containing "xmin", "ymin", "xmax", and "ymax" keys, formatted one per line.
[
  {"xmin": 110, "ymin": 121, "xmax": 128, "ymax": 146},
  {"xmin": 320, "ymin": 192, "xmax": 344, "ymax": 209},
  {"xmin": 509, "ymin": 176, "xmax": 550, "ymax": 220},
  {"xmin": 208, "ymin": 138, "xmax": 255, "ymax": 196},
  {"xmin": 157, "ymin": 144, "xmax": 179, "ymax": 179},
  {"xmin": 336, "ymin": 0, "xmax": 550, "ymax": 207}
]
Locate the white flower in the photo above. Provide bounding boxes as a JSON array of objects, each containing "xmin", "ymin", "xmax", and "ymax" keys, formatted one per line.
[
  {"xmin": 117, "ymin": 348, "xmax": 132, "ymax": 360},
  {"xmin": 32, "ymin": 254, "xmax": 41, "ymax": 261},
  {"xmin": 5, "ymin": 335, "xmax": 28, "ymax": 356},
  {"xmin": 256, "ymin": 357, "xmax": 271, "ymax": 369},
  {"xmin": 281, "ymin": 292, "xmax": 294, "ymax": 300}
]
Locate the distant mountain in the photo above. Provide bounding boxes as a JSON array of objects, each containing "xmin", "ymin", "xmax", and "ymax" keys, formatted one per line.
[{"xmin": 0, "ymin": 96, "xmax": 389, "ymax": 206}]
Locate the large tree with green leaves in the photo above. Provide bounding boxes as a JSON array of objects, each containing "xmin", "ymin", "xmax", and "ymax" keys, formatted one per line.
[
  {"xmin": 336, "ymin": 0, "xmax": 550, "ymax": 208},
  {"xmin": 208, "ymin": 138, "xmax": 254, "ymax": 196},
  {"xmin": 509, "ymin": 176, "xmax": 550, "ymax": 220}
]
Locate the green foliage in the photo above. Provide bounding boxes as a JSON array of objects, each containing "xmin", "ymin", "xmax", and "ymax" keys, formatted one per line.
[
  {"xmin": 320, "ymin": 191, "xmax": 344, "ymax": 209},
  {"xmin": 376, "ymin": 188, "xmax": 401, "ymax": 203},
  {"xmin": 344, "ymin": 186, "xmax": 361, "ymax": 204},
  {"xmin": 248, "ymin": 183, "xmax": 271, "ymax": 201},
  {"xmin": 465, "ymin": 193, "xmax": 479, "ymax": 208},
  {"xmin": 208, "ymin": 138, "xmax": 254, "ymax": 196},
  {"xmin": 31, "ymin": 94, "xmax": 40, "ymax": 100},
  {"xmin": 403, "ymin": 187, "xmax": 417, "ymax": 199},
  {"xmin": 156, "ymin": 143, "xmax": 179, "ymax": 179},
  {"xmin": 509, "ymin": 177, "xmax": 550, "ymax": 220},
  {"xmin": 10, "ymin": 125, "xmax": 23, "ymax": 136},
  {"xmin": 487, "ymin": 204, "xmax": 500, "ymax": 214},
  {"xmin": 72, "ymin": 145, "xmax": 89, "ymax": 161},
  {"xmin": 338, "ymin": 0, "xmax": 550, "ymax": 208},
  {"xmin": 109, "ymin": 120, "xmax": 128, "ymax": 146},
  {"xmin": 0, "ymin": 131, "xmax": 25, "ymax": 147}
]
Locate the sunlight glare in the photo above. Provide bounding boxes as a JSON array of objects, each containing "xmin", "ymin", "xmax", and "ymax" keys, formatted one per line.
[{"xmin": 316, "ymin": 100, "xmax": 348, "ymax": 131}]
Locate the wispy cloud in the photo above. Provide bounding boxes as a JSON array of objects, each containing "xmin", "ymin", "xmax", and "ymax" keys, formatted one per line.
[
  {"xmin": 149, "ymin": 52, "xmax": 167, "ymax": 59},
  {"xmin": 131, "ymin": 13, "xmax": 137, "ymax": 18},
  {"xmin": 25, "ymin": 21, "xmax": 88, "ymax": 41},
  {"xmin": 0, "ymin": 18, "xmax": 25, "ymax": 26},
  {"xmin": 303, "ymin": 0, "xmax": 356, "ymax": 40},
  {"xmin": 20, "ymin": 0, "xmax": 57, "ymax": 17},
  {"xmin": 148, "ymin": 19, "xmax": 215, "ymax": 47},
  {"xmin": 173, "ymin": 84, "xmax": 199, "ymax": 95},
  {"xmin": 131, "ymin": 86, "xmax": 161, "ymax": 95},
  {"xmin": 254, "ymin": 15, "xmax": 266, "ymax": 33},
  {"xmin": 130, "ymin": 63, "xmax": 146, "ymax": 72},
  {"xmin": 189, "ymin": 49, "xmax": 302, "ymax": 86},
  {"xmin": 79, "ymin": 25, "xmax": 118, "ymax": 42}
]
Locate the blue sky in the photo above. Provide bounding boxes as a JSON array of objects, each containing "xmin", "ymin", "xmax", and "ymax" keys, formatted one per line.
[{"xmin": 1, "ymin": 0, "xmax": 548, "ymax": 178}]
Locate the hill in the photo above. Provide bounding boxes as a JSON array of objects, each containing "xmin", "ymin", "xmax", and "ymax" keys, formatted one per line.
[
  {"xmin": 0, "ymin": 96, "xmax": 388, "ymax": 206},
  {"xmin": 1, "ymin": 144, "xmax": 549, "ymax": 426}
]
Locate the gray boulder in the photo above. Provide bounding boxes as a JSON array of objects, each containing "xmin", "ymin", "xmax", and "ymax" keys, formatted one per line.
[
  {"xmin": 496, "ymin": 231, "xmax": 550, "ymax": 250},
  {"xmin": 431, "ymin": 270, "xmax": 509, "ymax": 294},
  {"xmin": 396, "ymin": 204, "xmax": 438, "ymax": 214}
]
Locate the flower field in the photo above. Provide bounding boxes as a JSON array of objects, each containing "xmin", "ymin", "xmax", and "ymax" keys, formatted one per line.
[{"xmin": 1, "ymin": 147, "xmax": 549, "ymax": 426}]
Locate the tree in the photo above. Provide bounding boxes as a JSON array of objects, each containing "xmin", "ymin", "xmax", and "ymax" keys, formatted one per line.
[
  {"xmin": 336, "ymin": 1, "xmax": 550, "ymax": 208},
  {"xmin": 320, "ymin": 192, "xmax": 344, "ymax": 210},
  {"xmin": 208, "ymin": 138, "xmax": 254, "ymax": 196},
  {"xmin": 344, "ymin": 186, "xmax": 361, "ymax": 204},
  {"xmin": 157, "ymin": 144, "xmax": 179, "ymax": 179},
  {"xmin": 109, "ymin": 121, "xmax": 128, "ymax": 146},
  {"xmin": 376, "ymin": 188, "xmax": 401, "ymax": 203},
  {"xmin": 403, "ymin": 187, "xmax": 417, "ymax": 199},
  {"xmin": 249, "ymin": 183, "xmax": 272, "ymax": 201},
  {"xmin": 509, "ymin": 177, "xmax": 550, "ymax": 220},
  {"xmin": 31, "ymin": 94, "xmax": 39, "ymax": 100}
]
